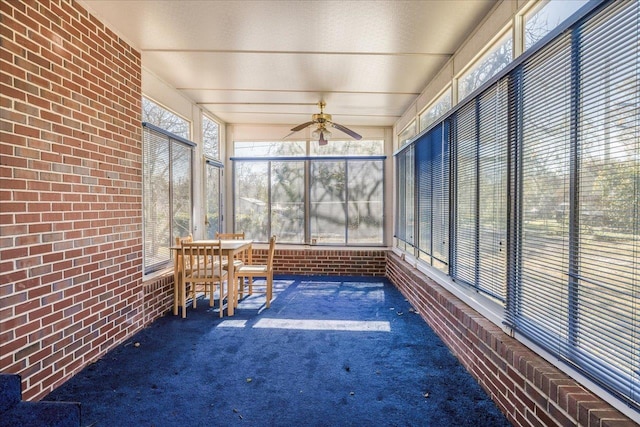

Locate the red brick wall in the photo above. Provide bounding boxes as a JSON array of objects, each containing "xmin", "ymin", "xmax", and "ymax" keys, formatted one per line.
[
  {"xmin": 386, "ymin": 251, "xmax": 636, "ymax": 427},
  {"xmin": 250, "ymin": 246, "xmax": 387, "ymax": 276},
  {"xmin": 0, "ymin": 0, "xmax": 162, "ymax": 401}
]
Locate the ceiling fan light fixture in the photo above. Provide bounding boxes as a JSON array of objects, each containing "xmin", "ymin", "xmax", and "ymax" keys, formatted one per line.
[
  {"xmin": 318, "ymin": 131, "xmax": 328, "ymax": 146},
  {"xmin": 312, "ymin": 126, "xmax": 331, "ymax": 142}
]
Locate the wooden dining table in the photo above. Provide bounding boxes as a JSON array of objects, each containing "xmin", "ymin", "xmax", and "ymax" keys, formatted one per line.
[{"xmin": 172, "ymin": 239, "xmax": 253, "ymax": 317}]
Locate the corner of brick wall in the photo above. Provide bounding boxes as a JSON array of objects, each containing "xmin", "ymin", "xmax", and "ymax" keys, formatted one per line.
[{"xmin": 385, "ymin": 251, "xmax": 637, "ymax": 427}]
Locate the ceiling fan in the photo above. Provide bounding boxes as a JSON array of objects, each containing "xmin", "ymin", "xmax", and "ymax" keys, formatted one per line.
[{"xmin": 290, "ymin": 102, "xmax": 362, "ymax": 145}]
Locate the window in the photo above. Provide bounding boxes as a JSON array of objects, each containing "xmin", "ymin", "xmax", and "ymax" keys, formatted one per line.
[
  {"xmin": 142, "ymin": 98, "xmax": 193, "ymax": 272},
  {"xmin": 395, "ymin": 145, "xmax": 415, "ymax": 250},
  {"xmin": 142, "ymin": 97, "xmax": 190, "ymax": 139},
  {"xmin": 513, "ymin": 0, "xmax": 640, "ymax": 409},
  {"xmin": 415, "ymin": 122, "xmax": 449, "ymax": 271},
  {"xmin": 310, "ymin": 159, "xmax": 384, "ymax": 245},
  {"xmin": 202, "ymin": 114, "xmax": 222, "ymax": 238},
  {"xmin": 398, "ymin": 121, "xmax": 416, "ymax": 147},
  {"xmin": 202, "ymin": 115, "xmax": 220, "ymax": 159},
  {"xmin": 142, "ymin": 124, "xmax": 194, "ymax": 272},
  {"xmin": 311, "ymin": 139, "xmax": 384, "ymax": 156},
  {"xmin": 524, "ymin": 0, "xmax": 589, "ymax": 50},
  {"xmin": 234, "ymin": 141, "xmax": 306, "ymax": 157},
  {"xmin": 452, "ymin": 81, "xmax": 508, "ymax": 301},
  {"xmin": 233, "ymin": 140, "xmax": 385, "ymax": 245},
  {"xmin": 419, "ymin": 88, "xmax": 452, "ymax": 132},
  {"xmin": 395, "ymin": 0, "xmax": 640, "ymax": 410},
  {"xmin": 458, "ymin": 31, "xmax": 513, "ymax": 101},
  {"xmin": 204, "ymin": 160, "xmax": 222, "ymax": 238}
]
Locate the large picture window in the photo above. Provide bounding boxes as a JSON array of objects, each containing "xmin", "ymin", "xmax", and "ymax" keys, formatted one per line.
[{"xmin": 233, "ymin": 140, "xmax": 385, "ymax": 245}]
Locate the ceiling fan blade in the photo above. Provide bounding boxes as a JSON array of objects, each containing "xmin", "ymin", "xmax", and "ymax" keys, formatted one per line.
[
  {"xmin": 282, "ymin": 130, "xmax": 296, "ymax": 140},
  {"xmin": 330, "ymin": 122, "xmax": 362, "ymax": 140},
  {"xmin": 291, "ymin": 121, "xmax": 316, "ymax": 132},
  {"xmin": 318, "ymin": 131, "xmax": 328, "ymax": 146}
]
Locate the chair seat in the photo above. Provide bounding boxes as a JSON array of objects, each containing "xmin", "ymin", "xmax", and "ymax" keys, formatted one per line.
[
  {"xmin": 187, "ymin": 271, "xmax": 226, "ymax": 280},
  {"xmin": 237, "ymin": 265, "xmax": 267, "ymax": 274},
  {"xmin": 222, "ymin": 259, "xmax": 244, "ymax": 269},
  {"xmin": 233, "ymin": 235, "xmax": 276, "ymax": 309}
]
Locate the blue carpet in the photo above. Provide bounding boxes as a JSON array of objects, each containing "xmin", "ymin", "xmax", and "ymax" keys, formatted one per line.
[{"xmin": 46, "ymin": 276, "xmax": 511, "ymax": 426}]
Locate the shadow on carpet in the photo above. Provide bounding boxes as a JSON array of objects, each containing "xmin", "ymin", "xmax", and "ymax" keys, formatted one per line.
[{"xmin": 46, "ymin": 275, "xmax": 511, "ymax": 427}]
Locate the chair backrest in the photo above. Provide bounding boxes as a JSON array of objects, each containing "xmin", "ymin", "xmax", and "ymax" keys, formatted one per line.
[
  {"xmin": 215, "ymin": 232, "xmax": 245, "ymax": 240},
  {"xmin": 216, "ymin": 232, "xmax": 247, "ymax": 262},
  {"xmin": 176, "ymin": 234, "xmax": 194, "ymax": 267},
  {"xmin": 267, "ymin": 235, "xmax": 276, "ymax": 270},
  {"xmin": 181, "ymin": 241, "xmax": 224, "ymax": 279},
  {"xmin": 175, "ymin": 234, "xmax": 193, "ymax": 246}
]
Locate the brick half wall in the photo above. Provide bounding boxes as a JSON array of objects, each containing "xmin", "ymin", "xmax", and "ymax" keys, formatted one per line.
[
  {"xmin": 385, "ymin": 251, "xmax": 636, "ymax": 427},
  {"xmin": 250, "ymin": 246, "xmax": 387, "ymax": 277}
]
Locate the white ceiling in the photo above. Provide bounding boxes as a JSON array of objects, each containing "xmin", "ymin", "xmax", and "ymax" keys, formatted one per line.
[{"xmin": 78, "ymin": 0, "xmax": 497, "ymax": 131}]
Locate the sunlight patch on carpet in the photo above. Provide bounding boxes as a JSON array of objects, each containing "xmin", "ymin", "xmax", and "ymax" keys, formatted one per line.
[
  {"xmin": 252, "ymin": 318, "xmax": 391, "ymax": 332},
  {"xmin": 217, "ymin": 319, "xmax": 248, "ymax": 328}
]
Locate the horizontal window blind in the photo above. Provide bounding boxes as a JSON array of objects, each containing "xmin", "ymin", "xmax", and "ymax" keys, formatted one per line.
[
  {"xmin": 417, "ymin": 130, "xmax": 434, "ymax": 264},
  {"xmin": 396, "ymin": 146, "xmax": 415, "ymax": 245},
  {"xmin": 511, "ymin": 22, "xmax": 573, "ymax": 357},
  {"xmin": 477, "ymin": 81, "xmax": 508, "ymax": 301},
  {"xmin": 509, "ymin": 0, "xmax": 639, "ymax": 409},
  {"xmin": 142, "ymin": 123, "xmax": 193, "ymax": 273},
  {"xmin": 453, "ymin": 102, "xmax": 479, "ymax": 286},
  {"xmin": 415, "ymin": 123, "xmax": 450, "ymax": 270},
  {"xmin": 431, "ymin": 121, "xmax": 450, "ymax": 270},
  {"xmin": 571, "ymin": 0, "xmax": 639, "ymax": 406},
  {"xmin": 395, "ymin": 0, "xmax": 638, "ymax": 411}
]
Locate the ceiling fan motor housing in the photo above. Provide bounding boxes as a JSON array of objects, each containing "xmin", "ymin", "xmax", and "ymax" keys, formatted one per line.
[{"xmin": 312, "ymin": 113, "xmax": 331, "ymax": 124}]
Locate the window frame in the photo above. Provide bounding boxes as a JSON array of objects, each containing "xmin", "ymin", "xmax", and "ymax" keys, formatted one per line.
[
  {"xmin": 232, "ymin": 153, "xmax": 386, "ymax": 246},
  {"xmin": 142, "ymin": 122, "xmax": 195, "ymax": 273}
]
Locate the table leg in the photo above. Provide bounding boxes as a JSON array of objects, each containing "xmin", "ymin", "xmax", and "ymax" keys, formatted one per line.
[
  {"xmin": 173, "ymin": 253, "xmax": 180, "ymax": 316},
  {"xmin": 227, "ymin": 253, "xmax": 235, "ymax": 316}
]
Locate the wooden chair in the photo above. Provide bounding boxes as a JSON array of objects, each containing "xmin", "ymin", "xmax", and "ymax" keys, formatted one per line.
[
  {"xmin": 215, "ymin": 232, "xmax": 247, "ymax": 269},
  {"xmin": 216, "ymin": 231, "xmax": 249, "ymax": 297},
  {"xmin": 234, "ymin": 235, "xmax": 276, "ymax": 309},
  {"xmin": 181, "ymin": 241, "xmax": 228, "ymax": 317}
]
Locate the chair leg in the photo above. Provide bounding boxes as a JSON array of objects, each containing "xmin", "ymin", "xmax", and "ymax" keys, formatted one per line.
[
  {"xmin": 181, "ymin": 281, "xmax": 187, "ymax": 319},
  {"xmin": 238, "ymin": 275, "xmax": 244, "ymax": 300},
  {"xmin": 219, "ymin": 281, "xmax": 225, "ymax": 317},
  {"xmin": 192, "ymin": 284, "xmax": 197, "ymax": 309},
  {"xmin": 266, "ymin": 273, "xmax": 273, "ymax": 308}
]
